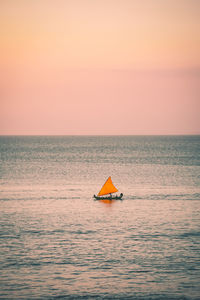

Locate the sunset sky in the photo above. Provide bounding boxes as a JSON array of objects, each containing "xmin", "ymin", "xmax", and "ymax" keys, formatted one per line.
[{"xmin": 0, "ymin": 0, "xmax": 200, "ymax": 135}]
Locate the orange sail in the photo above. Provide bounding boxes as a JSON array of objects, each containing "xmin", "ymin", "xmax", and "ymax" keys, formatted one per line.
[{"xmin": 97, "ymin": 177, "xmax": 118, "ymax": 196}]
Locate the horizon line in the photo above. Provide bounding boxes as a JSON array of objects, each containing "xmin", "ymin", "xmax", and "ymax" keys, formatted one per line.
[{"xmin": 0, "ymin": 133, "xmax": 200, "ymax": 137}]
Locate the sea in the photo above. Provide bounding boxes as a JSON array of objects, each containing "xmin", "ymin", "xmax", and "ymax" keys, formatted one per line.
[{"xmin": 0, "ymin": 135, "xmax": 200, "ymax": 300}]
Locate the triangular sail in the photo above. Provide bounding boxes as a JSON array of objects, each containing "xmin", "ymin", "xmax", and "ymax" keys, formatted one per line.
[{"xmin": 97, "ymin": 176, "xmax": 118, "ymax": 196}]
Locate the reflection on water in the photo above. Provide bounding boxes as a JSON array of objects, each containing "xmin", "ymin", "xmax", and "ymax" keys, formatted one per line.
[{"xmin": 99, "ymin": 199, "xmax": 116, "ymax": 206}]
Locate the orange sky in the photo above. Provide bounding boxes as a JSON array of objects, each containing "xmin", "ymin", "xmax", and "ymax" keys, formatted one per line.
[{"xmin": 0, "ymin": 0, "xmax": 200, "ymax": 134}]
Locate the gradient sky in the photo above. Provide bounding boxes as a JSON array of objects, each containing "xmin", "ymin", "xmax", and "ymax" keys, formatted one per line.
[{"xmin": 0, "ymin": 0, "xmax": 200, "ymax": 135}]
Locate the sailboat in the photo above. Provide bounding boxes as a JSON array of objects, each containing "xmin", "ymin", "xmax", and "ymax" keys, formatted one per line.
[{"xmin": 93, "ymin": 176, "xmax": 123, "ymax": 200}]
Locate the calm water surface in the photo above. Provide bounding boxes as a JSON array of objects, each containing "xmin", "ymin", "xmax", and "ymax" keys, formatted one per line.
[{"xmin": 0, "ymin": 136, "xmax": 200, "ymax": 299}]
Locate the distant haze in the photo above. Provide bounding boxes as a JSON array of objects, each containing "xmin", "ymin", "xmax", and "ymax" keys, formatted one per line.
[{"xmin": 0, "ymin": 0, "xmax": 200, "ymax": 135}]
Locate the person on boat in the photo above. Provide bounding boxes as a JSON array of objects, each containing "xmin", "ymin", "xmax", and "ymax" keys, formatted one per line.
[{"xmin": 120, "ymin": 193, "xmax": 123, "ymax": 198}]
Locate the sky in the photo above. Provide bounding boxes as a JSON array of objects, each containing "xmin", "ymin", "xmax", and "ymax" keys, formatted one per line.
[{"xmin": 0, "ymin": 0, "xmax": 200, "ymax": 135}]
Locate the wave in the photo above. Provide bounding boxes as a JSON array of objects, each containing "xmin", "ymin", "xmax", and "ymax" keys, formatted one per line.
[
  {"xmin": 0, "ymin": 196, "xmax": 81, "ymax": 201},
  {"xmin": 128, "ymin": 193, "xmax": 200, "ymax": 201},
  {"xmin": 0, "ymin": 192, "xmax": 199, "ymax": 202},
  {"xmin": 43, "ymin": 294, "xmax": 197, "ymax": 300}
]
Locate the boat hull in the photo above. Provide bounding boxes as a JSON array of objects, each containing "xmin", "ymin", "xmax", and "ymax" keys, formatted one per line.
[{"xmin": 93, "ymin": 194, "xmax": 123, "ymax": 200}]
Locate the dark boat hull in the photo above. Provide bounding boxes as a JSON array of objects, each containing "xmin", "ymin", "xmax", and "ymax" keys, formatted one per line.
[{"xmin": 94, "ymin": 195, "xmax": 123, "ymax": 200}]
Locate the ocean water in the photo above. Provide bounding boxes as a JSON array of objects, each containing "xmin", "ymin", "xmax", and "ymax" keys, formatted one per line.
[{"xmin": 0, "ymin": 135, "xmax": 200, "ymax": 300}]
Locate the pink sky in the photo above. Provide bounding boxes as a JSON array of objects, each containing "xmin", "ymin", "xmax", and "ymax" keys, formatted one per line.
[{"xmin": 0, "ymin": 0, "xmax": 200, "ymax": 135}]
